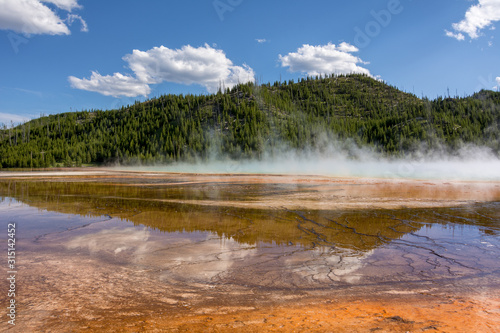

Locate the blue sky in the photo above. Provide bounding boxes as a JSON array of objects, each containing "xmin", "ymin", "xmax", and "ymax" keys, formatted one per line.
[{"xmin": 1, "ymin": 0, "xmax": 500, "ymax": 125}]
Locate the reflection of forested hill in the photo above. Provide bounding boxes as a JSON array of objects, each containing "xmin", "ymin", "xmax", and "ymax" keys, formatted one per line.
[
  {"xmin": 1, "ymin": 74, "xmax": 499, "ymax": 168},
  {"xmin": 5, "ymin": 180, "xmax": 498, "ymax": 252}
]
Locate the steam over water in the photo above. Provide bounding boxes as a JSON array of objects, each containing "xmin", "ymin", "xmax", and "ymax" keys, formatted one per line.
[
  {"xmin": 128, "ymin": 159, "xmax": 500, "ymax": 180},
  {"xmin": 115, "ymin": 146, "xmax": 500, "ymax": 180}
]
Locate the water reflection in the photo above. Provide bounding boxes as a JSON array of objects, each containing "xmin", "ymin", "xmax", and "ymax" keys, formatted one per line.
[
  {"xmin": 0, "ymin": 180, "xmax": 424, "ymax": 251},
  {"xmin": 1, "ymin": 178, "xmax": 499, "ymax": 294},
  {"xmin": 67, "ymin": 227, "xmax": 151, "ymax": 256}
]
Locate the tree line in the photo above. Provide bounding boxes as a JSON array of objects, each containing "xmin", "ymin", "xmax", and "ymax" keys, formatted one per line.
[{"xmin": 1, "ymin": 74, "xmax": 499, "ymax": 168}]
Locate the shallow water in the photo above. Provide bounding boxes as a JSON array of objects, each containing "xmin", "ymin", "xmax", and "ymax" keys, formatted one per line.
[{"xmin": 1, "ymin": 174, "xmax": 499, "ymax": 331}]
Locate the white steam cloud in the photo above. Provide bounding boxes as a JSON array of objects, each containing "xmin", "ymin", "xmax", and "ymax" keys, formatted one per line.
[{"xmin": 115, "ymin": 141, "xmax": 500, "ymax": 181}]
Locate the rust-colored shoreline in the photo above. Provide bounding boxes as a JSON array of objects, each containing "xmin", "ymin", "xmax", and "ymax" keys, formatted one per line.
[{"xmin": 111, "ymin": 296, "xmax": 500, "ymax": 333}]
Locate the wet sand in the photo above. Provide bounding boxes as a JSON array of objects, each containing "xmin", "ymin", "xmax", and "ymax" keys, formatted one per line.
[{"xmin": 1, "ymin": 169, "xmax": 499, "ymax": 332}]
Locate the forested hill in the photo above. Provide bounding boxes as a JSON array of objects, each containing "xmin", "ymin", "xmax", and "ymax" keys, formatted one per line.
[{"xmin": 1, "ymin": 74, "xmax": 499, "ymax": 168}]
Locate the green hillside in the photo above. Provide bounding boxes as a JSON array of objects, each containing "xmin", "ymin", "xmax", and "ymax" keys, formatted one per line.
[{"xmin": 1, "ymin": 74, "xmax": 499, "ymax": 168}]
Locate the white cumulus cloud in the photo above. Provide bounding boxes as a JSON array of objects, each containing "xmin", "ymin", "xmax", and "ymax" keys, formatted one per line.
[
  {"xmin": 447, "ymin": 0, "xmax": 500, "ymax": 40},
  {"xmin": 0, "ymin": 0, "xmax": 87, "ymax": 35},
  {"xmin": 42, "ymin": 0, "xmax": 81, "ymax": 11},
  {"xmin": 68, "ymin": 72, "xmax": 151, "ymax": 98},
  {"xmin": 66, "ymin": 13, "xmax": 87, "ymax": 32},
  {"xmin": 279, "ymin": 42, "xmax": 371, "ymax": 77},
  {"xmin": 445, "ymin": 30, "xmax": 465, "ymax": 41},
  {"xmin": 69, "ymin": 44, "xmax": 256, "ymax": 97},
  {"xmin": 495, "ymin": 76, "xmax": 500, "ymax": 90}
]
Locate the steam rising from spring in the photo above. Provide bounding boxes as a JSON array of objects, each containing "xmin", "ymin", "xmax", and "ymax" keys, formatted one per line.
[{"xmin": 115, "ymin": 141, "xmax": 500, "ymax": 181}]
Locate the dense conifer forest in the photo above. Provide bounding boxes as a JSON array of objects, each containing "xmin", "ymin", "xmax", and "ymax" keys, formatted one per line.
[{"xmin": 1, "ymin": 74, "xmax": 499, "ymax": 168}]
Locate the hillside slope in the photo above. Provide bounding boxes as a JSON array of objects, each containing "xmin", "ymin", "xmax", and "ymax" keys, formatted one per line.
[{"xmin": 1, "ymin": 74, "xmax": 499, "ymax": 168}]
